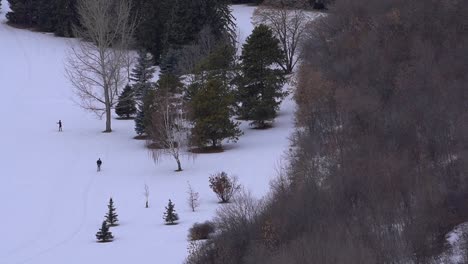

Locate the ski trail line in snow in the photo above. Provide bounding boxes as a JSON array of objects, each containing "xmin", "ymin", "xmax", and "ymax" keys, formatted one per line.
[{"xmin": 15, "ymin": 150, "xmax": 96, "ymax": 264}]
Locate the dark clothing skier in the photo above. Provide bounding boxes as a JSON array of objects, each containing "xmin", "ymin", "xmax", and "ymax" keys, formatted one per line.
[
  {"xmin": 97, "ymin": 158, "xmax": 102, "ymax": 172},
  {"xmin": 57, "ymin": 120, "xmax": 62, "ymax": 132}
]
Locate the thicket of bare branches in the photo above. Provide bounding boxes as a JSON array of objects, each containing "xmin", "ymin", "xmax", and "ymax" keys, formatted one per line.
[
  {"xmin": 187, "ymin": 0, "xmax": 468, "ymax": 263},
  {"xmin": 254, "ymin": 6, "xmax": 309, "ymax": 73},
  {"xmin": 66, "ymin": 0, "xmax": 135, "ymax": 132}
]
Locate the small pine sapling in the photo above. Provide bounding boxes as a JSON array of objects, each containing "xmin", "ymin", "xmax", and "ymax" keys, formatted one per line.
[
  {"xmin": 187, "ymin": 182, "xmax": 200, "ymax": 212},
  {"xmin": 208, "ymin": 172, "xmax": 241, "ymax": 203},
  {"xmin": 105, "ymin": 197, "xmax": 119, "ymax": 226},
  {"xmin": 163, "ymin": 199, "xmax": 179, "ymax": 225},
  {"xmin": 96, "ymin": 221, "xmax": 114, "ymax": 242}
]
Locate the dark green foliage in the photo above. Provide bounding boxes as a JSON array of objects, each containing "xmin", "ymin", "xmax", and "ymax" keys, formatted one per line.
[
  {"xmin": 105, "ymin": 198, "xmax": 119, "ymax": 226},
  {"xmin": 130, "ymin": 50, "xmax": 156, "ymax": 84},
  {"xmin": 95, "ymin": 221, "xmax": 113, "ymax": 243},
  {"xmin": 7, "ymin": 0, "xmax": 78, "ymax": 36},
  {"xmin": 131, "ymin": 0, "xmax": 166, "ymax": 64},
  {"xmin": 238, "ymin": 24, "xmax": 286, "ymax": 128},
  {"xmin": 134, "ymin": 106, "xmax": 146, "ymax": 135},
  {"xmin": 6, "ymin": 0, "xmax": 234, "ymax": 66},
  {"xmin": 159, "ymin": 0, "xmax": 235, "ymax": 73},
  {"xmin": 134, "ymin": 85, "xmax": 155, "ymax": 136},
  {"xmin": 115, "ymin": 85, "xmax": 137, "ymax": 119},
  {"xmin": 163, "ymin": 199, "xmax": 179, "ymax": 225},
  {"xmin": 7, "ymin": 0, "xmax": 36, "ymax": 26},
  {"xmin": 190, "ymin": 77, "xmax": 242, "ymax": 149},
  {"xmin": 159, "ymin": 48, "xmax": 180, "ymax": 75},
  {"xmin": 131, "ymin": 50, "xmax": 156, "ymax": 135},
  {"xmin": 197, "ymin": 42, "xmax": 236, "ymax": 74}
]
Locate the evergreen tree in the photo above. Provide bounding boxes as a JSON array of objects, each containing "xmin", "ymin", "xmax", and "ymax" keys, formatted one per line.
[
  {"xmin": 130, "ymin": 50, "xmax": 156, "ymax": 84},
  {"xmin": 132, "ymin": 0, "xmax": 166, "ymax": 64},
  {"xmin": 7, "ymin": 0, "xmax": 37, "ymax": 26},
  {"xmin": 134, "ymin": 105, "xmax": 146, "ymax": 136},
  {"xmin": 53, "ymin": 0, "xmax": 78, "ymax": 37},
  {"xmin": 131, "ymin": 50, "xmax": 156, "ymax": 136},
  {"xmin": 6, "ymin": 0, "xmax": 78, "ymax": 36},
  {"xmin": 115, "ymin": 85, "xmax": 137, "ymax": 119},
  {"xmin": 134, "ymin": 85, "xmax": 155, "ymax": 136},
  {"xmin": 163, "ymin": 199, "xmax": 179, "ymax": 225},
  {"xmin": 238, "ymin": 24, "xmax": 287, "ymax": 128},
  {"xmin": 190, "ymin": 77, "xmax": 242, "ymax": 149},
  {"xmin": 105, "ymin": 198, "xmax": 119, "ymax": 226},
  {"xmin": 95, "ymin": 221, "xmax": 114, "ymax": 242}
]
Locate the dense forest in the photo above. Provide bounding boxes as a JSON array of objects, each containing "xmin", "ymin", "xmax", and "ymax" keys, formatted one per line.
[
  {"xmin": 5, "ymin": 0, "xmax": 235, "ymax": 66},
  {"xmin": 5, "ymin": 0, "xmax": 330, "ymax": 65},
  {"xmin": 186, "ymin": 0, "xmax": 468, "ymax": 263}
]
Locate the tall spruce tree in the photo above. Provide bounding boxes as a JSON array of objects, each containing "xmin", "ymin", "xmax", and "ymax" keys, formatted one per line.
[
  {"xmin": 238, "ymin": 24, "xmax": 286, "ymax": 128},
  {"xmin": 134, "ymin": 86, "xmax": 155, "ymax": 136},
  {"xmin": 132, "ymin": 50, "xmax": 156, "ymax": 136},
  {"xmin": 190, "ymin": 77, "xmax": 242, "ymax": 149},
  {"xmin": 130, "ymin": 50, "xmax": 156, "ymax": 84},
  {"xmin": 163, "ymin": 199, "xmax": 179, "ymax": 225},
  {"xmin": 105, "ymin": 198, "xmax": 119, "ymax": 226},
  {"xmin": 95, "ymin": 221, "xmax": 113, "ymax": 242},
  {"xmin": 116, "ymin": 85, "xmax": 137, "ymax": 119}
]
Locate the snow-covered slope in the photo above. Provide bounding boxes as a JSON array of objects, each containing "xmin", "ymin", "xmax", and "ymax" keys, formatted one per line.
[{"xmin": 0, "ymin": 3, "xmax": 294, "ymax": 263}]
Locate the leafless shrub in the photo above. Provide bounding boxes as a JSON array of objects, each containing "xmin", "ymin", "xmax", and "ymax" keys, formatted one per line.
[
  {"xmin": 188, "ymin": 221, "xmax": 216, "ymax": 241},
  {"xmin": 187, "ymin": 181, "xmax": 200, "ymax": 212},
  {"xmin": 208, "ymin": 172, "xmax": 241, "ymax": 203}
]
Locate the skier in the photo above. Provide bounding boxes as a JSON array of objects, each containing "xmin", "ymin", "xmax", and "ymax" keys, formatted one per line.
[
  {"xmin": 97, "ymin": 158, "xmax": 102, "ymax": 172},
  {"xmin": 57, "ymin": 120, "xmax": 62, "ymax": 132}
]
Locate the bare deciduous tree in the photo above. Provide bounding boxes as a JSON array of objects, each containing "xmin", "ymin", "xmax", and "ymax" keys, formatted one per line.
[
  {"xmin": 66, "ymin": 0, "xmax": 135, "ymax": 132},
  {"xmin": 187, "ymin": 181, "xmax": 200, "ymax": 212},
  {"xmin": 254, "ymin": 6, "xmax": 310, "ymax": 73},
  {"xmin": 149, "ymin": 90, "xmax": 190, "ymax": 172}
]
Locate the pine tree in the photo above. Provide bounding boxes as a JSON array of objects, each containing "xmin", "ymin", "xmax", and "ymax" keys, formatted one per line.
[
  {"xmin": 7, "ymin": 0, "xmax": 37, "ymax": 26},
  {"xmin": 190, "ymin": 77, "xmax": 242, "ymax": 149},
  {"xmin": 116, "ymin": 85, "xmax": 137, "ymax": 119},
  {"xmin": 130, "ymin": 50, "xmax": 156, "ymax": 84},
  {"xmin": 131, "ymin": 50, "xmax": 156, "ymax": 136},
  {"xmin": 163, "ymin": 199, "xmax": 179, "ymax": 225},
  {"xmin": 238, "ymin": 24, "xmax": 287, "ymax": 128},
  {"xmin": 95, "ymin": 221, "xmax": 114, "ymax": 242},
  {"xmin": 105, "ymin": 198, "xmax": 119, "ymax": 226},
  {"xmin": 134, "ymin": 85, "xmax": 155, "ymax": 136}
]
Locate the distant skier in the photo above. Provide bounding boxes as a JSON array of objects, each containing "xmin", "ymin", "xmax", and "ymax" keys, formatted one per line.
[
  {"xmin": 97, "ymin": 158, "xmax": 102, "ymax": 172},
  {"xmin": 57, "ymin": 120, "xmax": 62, "ymax": 132}
]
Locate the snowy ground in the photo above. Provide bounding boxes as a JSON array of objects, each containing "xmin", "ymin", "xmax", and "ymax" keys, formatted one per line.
[{"xmin": 0, "ymin": 3, "xmax": 295, "ymax": 264}]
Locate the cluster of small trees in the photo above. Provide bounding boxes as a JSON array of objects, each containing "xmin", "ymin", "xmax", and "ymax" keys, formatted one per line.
[
  {"xmin": 139, "ymin": 23, "xmax": 288, "ymax": 170},
  {"xmin": 96, "ymin": 173, "xmax": 241, "ymax": 242}
]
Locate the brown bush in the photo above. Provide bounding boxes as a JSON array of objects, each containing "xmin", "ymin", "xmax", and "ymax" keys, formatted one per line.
[
  {"xmin": 188, "ymin": 221, "xmax": 216, "ymax": 241},
  {"xmin": 208, "ymin": 172, "xmax": 241, "ymax": 203}
]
